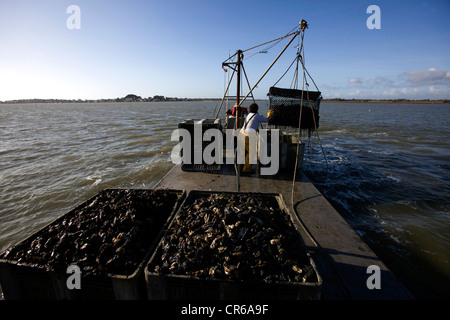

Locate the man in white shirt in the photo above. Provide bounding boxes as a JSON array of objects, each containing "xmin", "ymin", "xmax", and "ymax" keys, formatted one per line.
[
  {"xmin": 241, "ymin": 103, "xmax": 268, "ymax": 173},
  {"xmin": 242, "ymin": 103, "xmax": 269, "ymax": 133}
]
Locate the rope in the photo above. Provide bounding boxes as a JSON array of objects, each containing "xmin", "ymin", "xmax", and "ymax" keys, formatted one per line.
[
  {"xmin": 214, "ymin": 67, "xmax": 236, "ymax": 119},
  {"xmin": 272, "ymin": 53, "xmax": 298, "ymax": 88},
  {"xmin": 237, "ymin": 31, "xmax": 300, "ymax": 109},
  {"xmin": 243, "ymin": 30, "xmax": 297, "ymax": 54},
  {"xmin": 289, "ymin": 27, "xmax": 329, "ymax": 214},
  {"xmin": 267, "ymin": 28, "xmax": 326, "ymax": 180},
  {"xmin": 242, "ymin": 64, "xmax": 256, "ymax": 104},
  {"xmin": 243, "ymin": 32, "xmax": 296, "ymax": 61},
  {"xmin": 222, "ymin": 23, "xmax": 300, "ymax": 66},
  {"xmin": 298, "ymin": 55, "xmax": 321, "ymax": 94},
  {"xmin": 284, "ymin": 28, "xmax": 353, "ymax": 298},
  {"xmin": 307, "ymin": 90, "xmax": 329, "ymax": 174},
  {"xmin": 299, "ymin": 48, "xmax": 328, "ymax": 175},
  {"xmin": 291, "ymin": 29, "xmax": 306, "ymax": 210}
]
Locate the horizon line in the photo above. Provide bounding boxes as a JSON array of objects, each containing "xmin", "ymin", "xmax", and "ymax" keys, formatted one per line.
[{"xmin": 1, "ymin": 97, "xmax": 449, "ymax": 104}]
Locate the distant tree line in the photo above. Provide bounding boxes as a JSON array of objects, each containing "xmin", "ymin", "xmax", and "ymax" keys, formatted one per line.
[
  {"xmin": 323, "ymin": 98, "xmax": 450, "ymax": 104},
  {"xmin": 1, "ymin": 95, "xmax": 448, "ymax": 104},
  {"xmin": 0, "ymin": 94, "xmax": 195, "ymax": 104}
]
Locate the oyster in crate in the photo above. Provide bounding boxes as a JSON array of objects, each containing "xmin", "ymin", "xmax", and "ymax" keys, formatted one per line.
[{"xmin": 152, "ymin": 192, "xmax": 315, "ymax": 284}]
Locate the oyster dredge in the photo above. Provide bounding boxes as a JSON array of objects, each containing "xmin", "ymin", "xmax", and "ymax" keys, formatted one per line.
[{"xmin": 0, "ymin": 20, "xmax": 413, "ymax": 300}]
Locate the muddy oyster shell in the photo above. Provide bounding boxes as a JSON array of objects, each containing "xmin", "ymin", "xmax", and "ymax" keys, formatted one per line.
[
  {"xmin": 1, "ymin": 189, "xmax": 180, "ymax": 277},
  {"xmin": 152, "ymin": 193, "xmax": 314, "ymax": 283}
]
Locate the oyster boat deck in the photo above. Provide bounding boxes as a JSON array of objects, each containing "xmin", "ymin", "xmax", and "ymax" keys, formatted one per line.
[{"xmin": 154, "ymin": 164, "xmax": 414, "ymax": 300}]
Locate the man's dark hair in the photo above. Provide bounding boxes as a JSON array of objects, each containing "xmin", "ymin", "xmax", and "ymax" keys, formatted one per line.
[{"xmin": 249, "ymin": 103, "xmax": 259, "ymax": 113}]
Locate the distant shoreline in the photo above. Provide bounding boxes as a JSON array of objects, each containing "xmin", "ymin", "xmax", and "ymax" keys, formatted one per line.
[
  {"xmin": 1, "ymin": 96, "xmax": 449, "ymax": 105},
  {"xmin": 322, "ymin": 98, "xmax": 450, "ymax": 104}
]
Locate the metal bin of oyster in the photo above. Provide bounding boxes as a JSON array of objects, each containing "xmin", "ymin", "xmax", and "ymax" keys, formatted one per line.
[
  {"xmin": 0, "ymin": 188, "xmax": 185, "ymax": 300},
  {"xmin": 145, "ymin": 190, "xmax": 322, "ymax": 300},
  {"xmin": 178, "ymin": 119, "xmax": 223, "ymax": 173}
]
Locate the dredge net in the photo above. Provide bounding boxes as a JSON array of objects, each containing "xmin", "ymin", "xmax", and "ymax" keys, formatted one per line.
[{"xmin": 267, "ymin": 87, "xmax": 321, "ymax": 130}]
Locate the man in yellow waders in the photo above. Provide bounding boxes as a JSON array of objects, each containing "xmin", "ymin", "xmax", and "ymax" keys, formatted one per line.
[{"xmin": 240, "ymin": 103, "xmax": 269, "ymax": 173}]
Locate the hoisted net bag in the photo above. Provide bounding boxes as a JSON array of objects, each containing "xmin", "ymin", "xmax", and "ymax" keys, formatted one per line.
[{"xmin": 268, "ymin": 87, "xmax": 321, "ymax": 129}]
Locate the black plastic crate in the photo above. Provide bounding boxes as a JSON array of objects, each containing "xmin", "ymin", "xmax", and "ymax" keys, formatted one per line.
[
  {"xmin": 145, "ymin": 190, "xmax": 322, "ymax": 300},
  {"xmin": 178, "ymin": 119, "xmax": 222, "ymax": 170},
  {"xmin": 0, "ymin": 188, "xmax": 185, "ymax": 300}
]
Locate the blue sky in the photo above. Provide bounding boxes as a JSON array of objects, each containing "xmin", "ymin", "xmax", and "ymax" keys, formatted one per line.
[{"xmin": 0, "ymin": 0, "xmax": 449, "ymax": 101}]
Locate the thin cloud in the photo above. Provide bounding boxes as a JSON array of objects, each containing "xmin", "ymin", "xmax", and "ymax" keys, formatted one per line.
[
  {"xmin": 348, "ymin": 77, "xmax": 363, "ymax": 85},
  {"xmin": 402, "ymin": 68, "xmax": 450, "ymax": 85},
  {"xmin": 373, "ymin": 76, "xmax": 395, "ymax": 87},
  {"xmin": 333, "ymin": 68, "xmax": 450, "ymax": 99}
]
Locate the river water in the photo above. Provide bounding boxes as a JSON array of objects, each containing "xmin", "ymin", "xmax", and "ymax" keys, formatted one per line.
[{"xmin": 0, "ymin": 101, "xmax": 449, "ymax": 298}]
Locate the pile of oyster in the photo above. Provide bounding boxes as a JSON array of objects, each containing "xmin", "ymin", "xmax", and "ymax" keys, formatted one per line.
[
  {"xmin": 1, "ymin": 189, "xmax": 180, "ymax": 277},
  {"xmin": 151, "ymin": 192, "xmax": 315, "ymax": 283}
]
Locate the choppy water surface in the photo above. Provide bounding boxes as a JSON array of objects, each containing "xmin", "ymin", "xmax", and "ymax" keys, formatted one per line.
[
  {"xmin": 1, "ymin": 101, "xmax": 449, "ymax": 298},
  {"xmin": 303, "ymin": 102, "xmax": 450, "ymax": 299}
]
